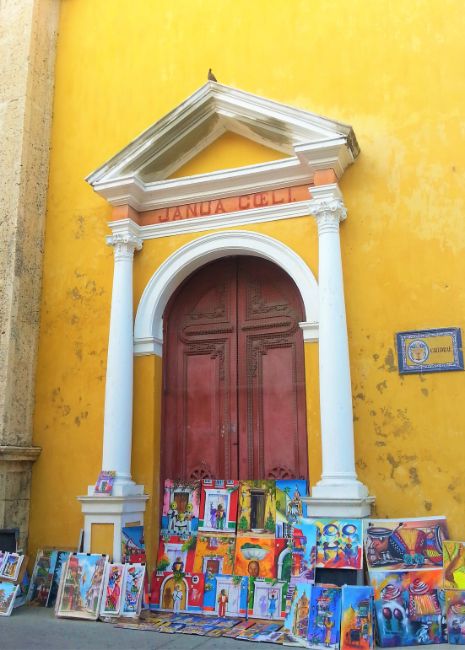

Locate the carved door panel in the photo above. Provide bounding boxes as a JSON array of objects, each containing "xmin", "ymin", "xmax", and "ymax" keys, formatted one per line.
[
  {"xmin": 237, "ymin": 257, "xmax": 308, "ymax": 480},
  {"xmin": 162, "ymin": 256, "xmax": 308, "ymax": 484},
  {"xmin": 162, "ymin": 259, "xmax": 238, "ymax": 482}
]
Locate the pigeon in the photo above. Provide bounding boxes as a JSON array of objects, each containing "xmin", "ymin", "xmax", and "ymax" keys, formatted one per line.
[{"xmin": 208, "ymin": 68, "xmax": 217, "ymax": 82}]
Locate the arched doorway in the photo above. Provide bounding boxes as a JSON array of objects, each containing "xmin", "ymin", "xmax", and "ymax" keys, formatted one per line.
[{"xmin": 161, "ymin": 256, "xmax": 308, "ymax": 483}]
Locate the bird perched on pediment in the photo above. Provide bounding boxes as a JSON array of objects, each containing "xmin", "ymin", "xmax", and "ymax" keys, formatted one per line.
[{"xmin": 208, "ymin": 68, "xmax": 217, "ymax": 82}]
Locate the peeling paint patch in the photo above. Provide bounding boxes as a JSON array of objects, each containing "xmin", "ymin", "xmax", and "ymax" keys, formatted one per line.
[
  {"xmin": 376, "ymin": 380, "xmax": 387, "ymax": 393},
  {"xmin": 424, "ymin": 501, "xmax": 432, "ymax": 511},
  {"xmin": 421, "ymin": 388, "xmax": 429, "ymax": 396},
  {"xmin": 384, "ymin": 348, "xmax": 397, "ymax": 373},
  {"xmin": 409, "ymin": 467, "xmax": 421, "ymax": 485}
]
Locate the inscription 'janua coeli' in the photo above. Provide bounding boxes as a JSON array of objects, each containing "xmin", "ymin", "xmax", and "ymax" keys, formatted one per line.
[{"xmin": 137, "ymin": 185, "xmax": 310, "ymax": 226}]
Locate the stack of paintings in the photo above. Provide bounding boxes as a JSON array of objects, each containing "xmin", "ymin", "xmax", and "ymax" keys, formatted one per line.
[
  {"xmin": 443, "ymin": 540, "xmax": 465, "ymax": 645},
  {"xmin": 366, "ymin": 516, "xmax": 448, "ymax": 647}
]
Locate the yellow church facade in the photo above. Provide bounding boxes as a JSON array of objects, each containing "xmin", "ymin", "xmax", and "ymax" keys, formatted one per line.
[{"xmin": 3, "ymin": 0, "xmax": 464, "ymax": 563}]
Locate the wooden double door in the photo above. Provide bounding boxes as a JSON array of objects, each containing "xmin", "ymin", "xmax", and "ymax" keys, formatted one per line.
[{"xmin": 162, "ymin": 256, "xmax": 308, "ymax": 482}]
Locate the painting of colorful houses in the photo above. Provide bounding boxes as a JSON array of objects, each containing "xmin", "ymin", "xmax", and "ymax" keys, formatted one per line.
[
  {"xmin": 161, "ymin": 479, "xmax": 200, "ymax": 536},
  {"xmin": 275, "ymin": 479, "xmax": 307, "ymax": 538},
  {"xmin": 198, "ymin": 479, "xmax": 239, "ymax": 534}
]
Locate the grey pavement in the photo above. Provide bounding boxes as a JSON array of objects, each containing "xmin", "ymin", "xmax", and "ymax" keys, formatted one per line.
[{"xmin": 1, "ymin": 607, "xmax": 261, "ymax": 650}]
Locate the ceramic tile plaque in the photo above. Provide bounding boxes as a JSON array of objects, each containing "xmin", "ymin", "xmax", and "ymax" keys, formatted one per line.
[{"xmin": 396, "ymin": 328, "xmax": 463, "ymax": 374}]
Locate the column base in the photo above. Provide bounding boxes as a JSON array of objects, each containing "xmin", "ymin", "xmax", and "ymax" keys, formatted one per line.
[
  {"xmin": 78, "ymin": 489, "xmax": 148, "ymax": 562},
  {"xmin": 303, "ymin": 494, "xmax": 375, "ymax": 518}
]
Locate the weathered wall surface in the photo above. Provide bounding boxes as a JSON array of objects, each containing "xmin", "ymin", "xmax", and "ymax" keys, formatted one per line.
[
  {"xmin": 0, "ymin": 0, "xmax": 59, "ymax": 546},
  {"xmin": 29, "ymin": 0, "xmax": 465, "ymax": 559}
]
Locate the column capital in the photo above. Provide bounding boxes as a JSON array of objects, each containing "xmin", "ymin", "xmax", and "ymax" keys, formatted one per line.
[
  {"xmin": 309, "ymin": 197, "xmax": 347, "ymax": 234},
  {"xmin": 107, "ymin": 232, "xmax": 143, "ymax": 260}
]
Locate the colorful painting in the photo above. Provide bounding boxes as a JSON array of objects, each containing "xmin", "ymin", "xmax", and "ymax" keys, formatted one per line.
[
  {"xmin": 283, "ymin": 582, "xmax": 313, "ymax": 646},
  {"xmin": 0, "ymin": 582, "xmax": 19, "ymax": 616},
  {"xmin": 234, "ymin": 536, "xmax": 276, "ymax": 578},
  {"xmin": 275, "ymin": 479, "xmax": 308, "ymax": 538},
  {"xmin": 445, "ymin": 590, "xmax": 465, "ymax": 645},
  {"xmin": 198, "ymin": 479, "xmax": 239, "ymax": 533},
  {"xmin": 0, "ymin": 552, "xmax": 24, "ymax": 581},
  {"xmin": 370, "ymin": 569, "xmax": 445, "ymax": 646},
  {"xmin": 55, "ymin": 553, "xmax": 107, "ymax": 620},
  {"xmin": 121, "ymin": 563, "xmax": 145, "ymax": 617},
  {"xmin": 121, "ymin": 526, "xmax": 146, "ymax": 564},
  {"xmin": 222, "ymin": 620, "xmax": 256, "ymax": 638},
  {"xmin": 313, "ymin": 519, "xmax": 363, "ymax": 570},
  {"xmin": 237, "ymin": 621, "xmax": 284, "ymax": 641},
  {"xmin": 26, "ymin": 549, "xmax": 58, "ymax": 606},
  {"xmin": 248, "ymin": 577, "xmax": 288, "ymax": 620},
  {"xmin": 94, "ymin": 470, "xmax": 116, "ymax": 494},
  {"xmin": 202, "ymin": 574, "xmax": 248, "ymax": 617},
  {"xmin": 150, "ymin": 572, "xmax": 205, "ymax": 613},
  {"xmin": 291, "ymin": 518, "xmax": 317, "ymax": 584},
  {"xmin": 100, "ymin": 562, "xmax": 124, "ymax": 616},
  {"xmin": 340, "ymin": 585, "xmax": 374, "ymax": 650},
  {"xmin": 47, "ymin": 550, "xmax": 70, "ymax": 607},
  {"xmin": 365, "ymin": 517, "xmax": 448, "ymax": 570},
  {"xmin": 193, "ymin": 534, "xmax": 235, "ymax": 575},
  {"xmin": 237, "ymin": 480, "xmax": 276, "ymax": 537},
  {"xmin": 161, "ymin": 479, "xmax": 200, "ymax": 536},
  {"xmin": 275, "ymin": 537, "xmax": 293, "ymax": 583},
  {"xmin": 156, "ymin": 533, "xmax": 197, "ymax": 573},
  {"xmin": 307, "ymin": 585, "xmax": 342, "ymax": 649},
  {"xmin": 444, "ymin": 541, "xmax": 465, "ymax": 590}
]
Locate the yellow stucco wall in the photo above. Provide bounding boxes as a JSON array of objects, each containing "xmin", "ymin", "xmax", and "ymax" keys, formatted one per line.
[{"xmin": 30, "ymin": 0, "xmax": 465, "ymax": 561}]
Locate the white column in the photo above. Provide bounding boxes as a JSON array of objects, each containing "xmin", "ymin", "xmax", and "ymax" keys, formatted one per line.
[
  {"xmin": 101, "ymin": 228, "xmax": 142, "ymax": 494},
  {"xmin": 307, "ymin": 185, "xmax": 372, "ymax": 516}
]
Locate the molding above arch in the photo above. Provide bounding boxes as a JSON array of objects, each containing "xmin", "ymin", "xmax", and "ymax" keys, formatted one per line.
[{"xmin": 134, "ymin": 230, "xmax": 319, "ymax": 356}]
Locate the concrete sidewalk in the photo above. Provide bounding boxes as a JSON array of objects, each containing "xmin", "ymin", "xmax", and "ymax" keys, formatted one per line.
[{"xmin": 1, "ymin": 607, "xmax": 260, "ymax": 650}]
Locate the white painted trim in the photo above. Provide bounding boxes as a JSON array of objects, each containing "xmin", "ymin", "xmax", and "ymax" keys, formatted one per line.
[
  {"xmin": 108, "ymin": 201, "xmax": 313, "ymax": 242},
  {"xmin": 134, "ymin": 230, "xmax": 319, "ymax": 357},
  {"xmin": 299, "ymin": 321, "xmax": 319, "ymax": 342},
  {"xmin": 86, "ymin": 82, "xmax": 359, "ymax": 211}
]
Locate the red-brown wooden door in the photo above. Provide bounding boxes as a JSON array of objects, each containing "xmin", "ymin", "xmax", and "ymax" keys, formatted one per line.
[{"xmin": 162, "ymin": 256, "xmax": 308, "ymax": 483}]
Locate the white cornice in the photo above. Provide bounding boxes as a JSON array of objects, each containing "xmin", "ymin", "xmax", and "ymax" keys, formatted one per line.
[{"xmin": 86, "ymin": 83, "xmax": 359, "ymax": 211}]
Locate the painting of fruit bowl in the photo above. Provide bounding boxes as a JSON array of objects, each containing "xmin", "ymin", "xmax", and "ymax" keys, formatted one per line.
[{"xmin": 240, "ymin": 542, "xmax": 269, "ymax": 560}]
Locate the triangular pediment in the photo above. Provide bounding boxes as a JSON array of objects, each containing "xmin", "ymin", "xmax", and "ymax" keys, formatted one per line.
[{"xmin": 86, "ymin": 82, "xmax": 359, "ymax": 211}]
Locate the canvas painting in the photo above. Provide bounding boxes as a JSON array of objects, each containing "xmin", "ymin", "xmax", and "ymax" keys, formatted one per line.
[
  {"xmin": 202, "ymin": 573, "xmax": 248, "ymax": 617},
  {"xmin": 26, "ymin": 549, "xmax": 58, "ymax": 606},
  {"xmin": 100, "ymin": 562, "xmax": 124, "ymax": 616},
  {"xmin": 222, "ymin": 620, "xmax": 256, "ymax": 638},
  {"xmin": 55, "ymin": 553, "xmax": 108, "ymax": 620},
  {"xmin": 313, "ymin": 519, "xmax": 363, "ymax": 570},
  {"xmin": 275, "ymin": 479, "xmax": 308, "ymax": 538},
  {"xmin": 156, "ymin": 533, "xmax": 197, "ymax": 573},
  {"xmin": 444, "ymin": 541, "xmax": 465, "ymax": 590},
  {"xmin": 275, "ymin": 537, "xmax": 293, "ymax": 583},
  {"xmin": 365, "ymin": 517, "xmax": 448, "ymax": 571},
  {"xmin": 290, "ymin": 518, "xmax": 317, "ymax": 584},
  {"xmin": 94, "ymin": 470, "xmax": 116, "ymax": 494},
  {"xmin": 445, "ymin": 589, "xmax": 465, "ymax": 645},
  {"xmin": 121, "ymin": 563, "xmax": 145, "ymax": 617},
  {"xmin": 237, "ymin": 621, "xmax": 284, "ymax": 641},
  {"xmin": 0, "ymin": 552, "xmax": 24, "ymax": 581},
  {"xmin": 237, "ymin": 480, "xmax": 276, "ymax": 537},
  {"xmin": 282, "ymin": 582, "xmax": 313, "ymax": 646},
  {"xmin": 234, "ymin": 536, "xmax": 276, "ymax": 578},
  {"xmin": 340, "ymin": 585, "xmax": 374, "ymax": 650},
  {"xmin": 161, "ymin": 479, "xmax": 200, "ymax": 536},
  {"xmin": 150, "ymin": 572, "xmax": 205, "ymax": 614},
  {"xmin": 0, "ymin": 551, "xmax": 7, "ymax": 573},
  {"xmin": 248, "ymin": 577, "xmax": 288, "ymax": 620},
  {"xmin": 198, "ymin": 479, "xmax": 239, "ymax": 533},
  {"xmin": 0, "ymin": 582, "xmax": 19, "ymax": 616},
  {"xmin": 47, "ymin": 550, "xmax": 70, "ymax": 607},
  {"xmin": 121, "ymin": 526, "xmax": 146, "ymax": 564},
  {"xmin": 193, "ymin": 534, "xmax": 235, "ymax": 576},
  {"xmin": 307, "ymin": 585, "xmax": 342, "ymax": 650},
  {"xmin": 370, "ymin": 569, "xmax": 445, "ymax": 647}
]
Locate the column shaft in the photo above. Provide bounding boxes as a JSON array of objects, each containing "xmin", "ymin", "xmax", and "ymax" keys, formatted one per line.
[{"xmin": 102, "ymin": 233, "xmax": 142, "ymax": 485}]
